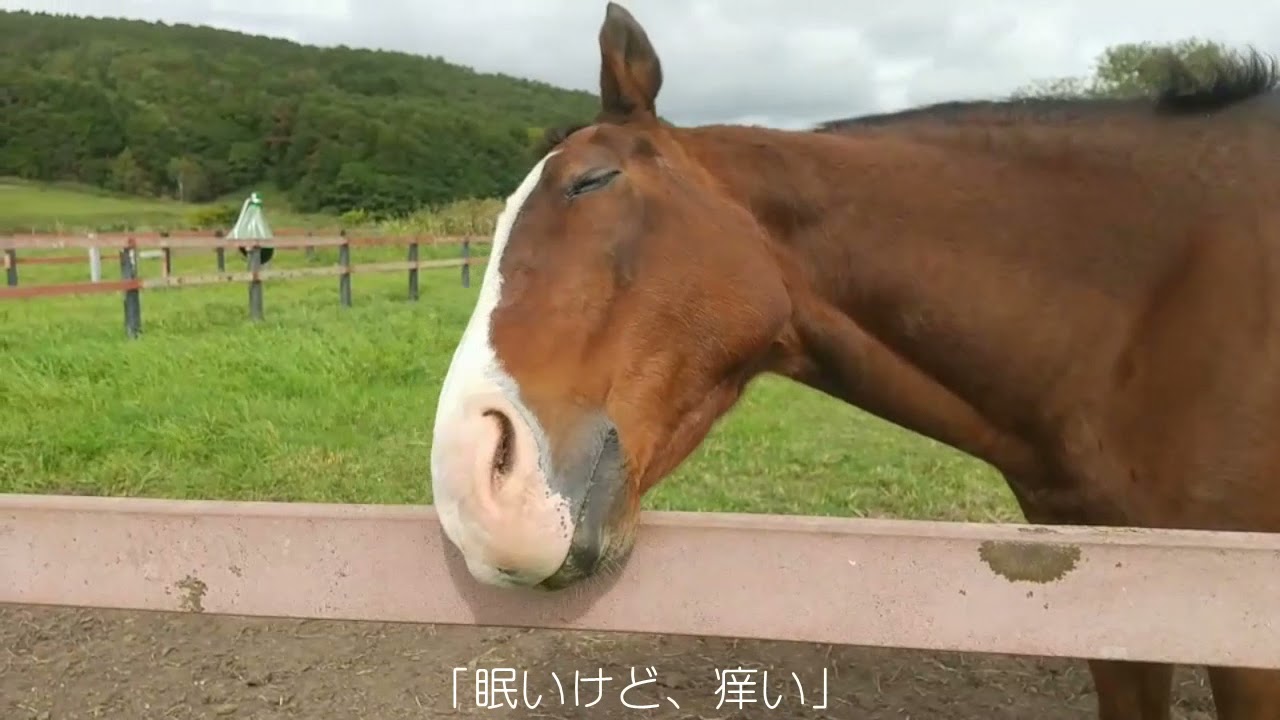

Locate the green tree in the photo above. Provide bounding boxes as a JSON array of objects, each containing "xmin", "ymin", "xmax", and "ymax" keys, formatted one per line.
[
  {"xmin": 166, "ymin": 154, "xmax": 206, "ymax": 201},
  {"xmin": 0, "ymin": 9, "xmax": 599, "ymax": 216},
  {"xmin": 109, "ymin": 148, "xmax": 150, "ymax": 195}
]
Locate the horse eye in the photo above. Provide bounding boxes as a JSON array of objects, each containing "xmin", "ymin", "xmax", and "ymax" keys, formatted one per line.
[{"xmin": 566, "ymin": 168, "xmax": 621, "ymax": 198}]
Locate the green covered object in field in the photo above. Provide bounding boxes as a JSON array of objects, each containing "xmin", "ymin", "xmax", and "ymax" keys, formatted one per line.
[{"xmin": 229, "ymin": 191, "xmax": 275, "ymax": 264}]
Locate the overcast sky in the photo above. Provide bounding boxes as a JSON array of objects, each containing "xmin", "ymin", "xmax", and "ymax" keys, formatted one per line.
[{"xmin": 5, "ymin": 0, "xmax": 1279, "ymax": 128}]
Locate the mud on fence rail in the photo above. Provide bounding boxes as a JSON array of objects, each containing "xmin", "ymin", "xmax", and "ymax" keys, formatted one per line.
[
  {"xmin": 1, "ymin": 233, "xmax": 489, "ymax": 338},
  {"xmin": 2, "ymin": 493, "xmax": 1280, "ymax": 670}
]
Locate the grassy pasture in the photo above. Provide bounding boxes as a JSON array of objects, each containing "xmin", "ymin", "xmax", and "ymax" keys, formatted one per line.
[
  {"xmin": 0, "ymin": 177, "xmax": 327, "ymax": 234},
  {"xmin": 1, "ymin": 233, "xmax": 1019, "ymax": 523}
]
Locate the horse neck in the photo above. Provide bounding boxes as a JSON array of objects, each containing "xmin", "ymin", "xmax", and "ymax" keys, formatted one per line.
[{"xmin": 673, "ymin": 120, "xmax": 1170, "ymax": 476}]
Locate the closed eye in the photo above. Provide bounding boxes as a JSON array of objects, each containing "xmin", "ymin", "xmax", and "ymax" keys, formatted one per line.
[{"xmin": 566, "ymin": 168, "xmax": 621, "ymax": 198}]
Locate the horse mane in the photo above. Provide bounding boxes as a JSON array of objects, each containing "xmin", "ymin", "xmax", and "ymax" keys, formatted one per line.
[
  {"xmin": 816, "ymin": 46, "xmax": 1279, "ymax": 132},
  {"xmin": 533, "ymin": 122, "xmax": 592, "ymax": 159},
  {"xmin": 534, "ymin": 46, "xmax": 1279, "ymax": 156},
  {"xmin": 1151, "ymin": 45, "xmax": 1279, "ymax": 114}
]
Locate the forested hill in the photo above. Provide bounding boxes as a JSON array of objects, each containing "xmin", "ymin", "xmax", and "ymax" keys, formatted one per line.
[{"xmin": 0, "ymin": 10, "xmax": 599, "ymax": 216}]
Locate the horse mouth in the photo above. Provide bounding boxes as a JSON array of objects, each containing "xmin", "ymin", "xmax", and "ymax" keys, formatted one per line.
[{"xmin": 537, "ymin": 426, "xmax": 631, "ymax": 590}]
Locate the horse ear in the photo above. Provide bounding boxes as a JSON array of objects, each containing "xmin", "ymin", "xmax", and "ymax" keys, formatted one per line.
[{"xmin": 598, "ymin": 2, "xmax": 663, "ymax": 120}]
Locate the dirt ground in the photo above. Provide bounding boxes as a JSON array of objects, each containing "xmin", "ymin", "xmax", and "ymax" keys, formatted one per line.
[{"xmin": 1, "ymin": 605, "xmax": 1220, "ymax": 720}]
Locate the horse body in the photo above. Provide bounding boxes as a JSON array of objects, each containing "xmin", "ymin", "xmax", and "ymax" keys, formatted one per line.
[
  {"xmin": 430, "ymin": 3, "xmax": 1280, "ymax": 717},
  {"xmin": 683, "ymin": 109, "xmax": 1280, "ymax": 532}
]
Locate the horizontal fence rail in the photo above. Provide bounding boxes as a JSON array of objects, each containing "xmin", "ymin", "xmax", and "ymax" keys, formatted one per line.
[
  {"xmin": 2, "ymin": 231, "xmax": 483, "ymax": 251},
  {"xmin": 1, "ymin": 231, "xmax": 490, "ymax": 337},
  {"xmin": 2, "ymin": 494, "xmax": 1279, "ymax": 669}
]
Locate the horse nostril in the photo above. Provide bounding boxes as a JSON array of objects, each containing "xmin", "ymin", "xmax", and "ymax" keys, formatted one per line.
[{"xmin": 482, "ymin": 408, "xmax": 516, "ymax": 485}]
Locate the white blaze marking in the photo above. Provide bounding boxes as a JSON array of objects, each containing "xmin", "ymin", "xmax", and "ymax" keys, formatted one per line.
[
  {"xmin": 433, "ymin": 150, "xmax": 556, "ymax": 458},
  {"xmin": 431, "ymin": 151, "xmax": 571, "ymax": 583}
]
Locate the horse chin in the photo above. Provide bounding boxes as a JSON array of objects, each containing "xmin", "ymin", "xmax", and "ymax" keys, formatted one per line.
[
  {"xmin": 537, "ymin": 485, "xmax": 640, "ymax": 591},
  {"xmin": 536, "ymin": 531, "xmax": 637, "ymax": 590}
]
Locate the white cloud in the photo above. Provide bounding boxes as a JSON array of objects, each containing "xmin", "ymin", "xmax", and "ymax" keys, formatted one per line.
[{"xmin": 4, "ymin": 0, "xmax": 1277, "ymax": 128}]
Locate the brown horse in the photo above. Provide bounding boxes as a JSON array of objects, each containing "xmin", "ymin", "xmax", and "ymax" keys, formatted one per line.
[{"xmin": 430, "ymin": 3, "xmax": 1280, "ymax": 718}]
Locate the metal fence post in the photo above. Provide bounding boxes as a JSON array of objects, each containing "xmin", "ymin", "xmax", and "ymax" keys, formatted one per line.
[
  {"xmin": 407, "ymin": 240, "xmax": 420, "ymax": 301},
  {"xmin": 4, "ymin": 248, "xmax": 17, "ymax": 287},
  {"xmin": 214, "ymin": 230, "xmax": 226, "ymax": 272},
  {"xmin": 119, "ymin": 239, "xmax": 141, "ymax": 339},
  {"xmin": 248, "ymin": 245, "xmax": 264, "ymax": 320},
  {"xmin": 461, "ymin": 239, "xmax": 470, "ymax": 288},
  {"xmin": 338, "ymin": 240, "xmax": 352, "ymax": 307}
]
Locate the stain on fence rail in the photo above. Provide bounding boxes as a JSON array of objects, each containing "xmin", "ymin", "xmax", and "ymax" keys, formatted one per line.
[{"xmin": 978, "ymin": 540, "xmax": 1083, "ymax": 584}]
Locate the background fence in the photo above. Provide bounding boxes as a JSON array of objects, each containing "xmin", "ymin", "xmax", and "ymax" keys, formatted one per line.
[{"xmin": 1, "ymin": 230, "xmax": 488, "ymax": 337}]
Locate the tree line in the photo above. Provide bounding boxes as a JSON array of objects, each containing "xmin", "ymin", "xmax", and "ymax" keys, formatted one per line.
[
  {"xmin": 0, "ymin": 9, "xmax": 1249, "ymax": 222},
  {"xmin": 0, "ymin": 10, "xmax": 597, "ymax": 217}
]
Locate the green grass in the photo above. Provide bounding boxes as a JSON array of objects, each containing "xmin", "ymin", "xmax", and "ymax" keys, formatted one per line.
[
  {"xmin": 0, "ymin": 247, "xmax": 1020, "ymax": 522},
  {"xmin": 0, "ymin": 178, "xmax": 330, "ymax": 234}
]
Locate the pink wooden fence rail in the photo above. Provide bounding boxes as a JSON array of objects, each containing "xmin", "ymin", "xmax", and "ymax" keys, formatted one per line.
[{"xmin": 2, "ymin": 493, "xmax": 1278, "ymax": 669}]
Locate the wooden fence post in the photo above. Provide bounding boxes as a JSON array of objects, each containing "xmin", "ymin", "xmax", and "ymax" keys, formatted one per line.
[
  {"xmin": 338, "ymin": 239, "xmax": 352, "ymax": 308},
  {"xmin": 248, "ymin": 245, "xmax": 264, "ymax": 321},
  {"xmin": 119, "ymin": 239, "xmax": 141, "ymax": 339},
  {"xmin": 461, "ymin": 239, "xmax": 470, "ymax": 288},
  {"xmin": 4, "ymin": 248, "xmax": 17, "ymax": 287},
  {"xmin": 88, "ymin": 245, "xmax": 102, "ymax": 283},
  {"xmin": 407, "ymin": 239, "xmax": 420, "ymax": 301},
  {"xmin": 215, "ymin": 230, "xmax": 226, "ymax": 273}
]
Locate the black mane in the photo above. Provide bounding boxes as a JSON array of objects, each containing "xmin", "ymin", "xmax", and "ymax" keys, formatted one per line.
[
  {"xmin": 816, "ymin": 45, "xmax": 1279, "ymax": 131},
  {"xmin": 533, "ymin": 122, "xmax": 592, "ymax": 158},
  {"xmin": 1152, "ymin": 46, "xmax": 1279, "ymax": 114},
  {"xmin": 812, "ymin": 97, "xmax": 1130, "ymax": 131}
]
